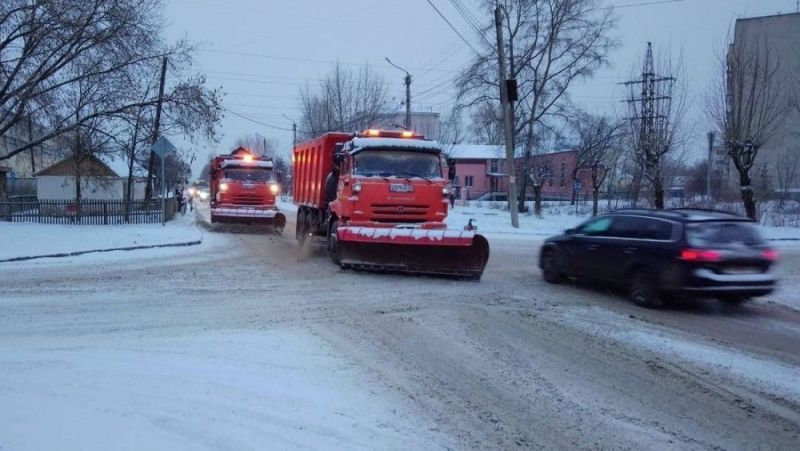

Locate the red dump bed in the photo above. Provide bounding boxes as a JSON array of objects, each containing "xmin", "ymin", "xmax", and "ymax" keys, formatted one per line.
[{"xmin": 292, "ymin": 132, "xmax": 351, "ymax": 208}]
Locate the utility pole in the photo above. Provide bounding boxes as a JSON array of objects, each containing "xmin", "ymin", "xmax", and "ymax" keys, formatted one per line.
[
  {"xmin": 385, "ymin": 57, "xmax": 412, "ymax": 130},
  {"xmin": 707, "ymin": 131, "xmax": 715, "ymax": 207},
  {"xmin": 145, "ymin": 56, "xmax": 168, "ymax": 201},
  {"xmin": 495, "ymin": 4, "xmax": 519, "ymax": 228},
  {"xmin": 283, "ymin": 113, "xmax": 297, "ymax": 151}
]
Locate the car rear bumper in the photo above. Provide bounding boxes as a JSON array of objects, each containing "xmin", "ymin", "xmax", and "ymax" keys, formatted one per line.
[{"xmin": 670, "ymin": 268, "xmax": 776, "ymax": 297}]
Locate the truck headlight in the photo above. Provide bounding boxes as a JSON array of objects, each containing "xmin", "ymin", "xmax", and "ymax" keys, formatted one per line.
[
  {"xmin": 352, "ymin": 183, "xmax": 362, "ymax": 193},
  {"xmin": 442, "ymin": 186, "xmax": 452, "ymax": 196},
  {"xmin": 219, "ymin": 182, "xmax": 229, "ymax": 192},
  {"xmin": 269, "ymin": 183, "xmax": 280, "ymax": 195}
]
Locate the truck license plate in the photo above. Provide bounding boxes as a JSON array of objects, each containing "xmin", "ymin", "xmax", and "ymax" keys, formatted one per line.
[
  {"xmin": 243, "ymin": 183, "xmax": 255, "ymax": 189},
  {"xmin": 390, "ymin": 184, "xmax": 413, "ymax": 193}
]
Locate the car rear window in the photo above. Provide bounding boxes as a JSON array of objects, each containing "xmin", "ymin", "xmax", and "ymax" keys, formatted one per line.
[{"xmin": 686, "ymin": 222, "xmax": 765, "ymax": 247}]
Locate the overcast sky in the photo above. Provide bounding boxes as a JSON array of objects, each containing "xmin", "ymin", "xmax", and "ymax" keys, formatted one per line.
[{"xmin": 162, "ymin": 0, "xmax": 798, "ymax": 175}]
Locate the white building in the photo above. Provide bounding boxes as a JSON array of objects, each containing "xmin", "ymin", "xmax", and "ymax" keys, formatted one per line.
[{"xmin": 36, "ymin": 155, "xmax": 127, "ymax": 200}]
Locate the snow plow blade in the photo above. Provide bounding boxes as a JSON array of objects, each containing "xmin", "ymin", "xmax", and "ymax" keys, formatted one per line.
[{"xmin": 336, "ymin": 227, "xmax": 490, "ymax": 279}]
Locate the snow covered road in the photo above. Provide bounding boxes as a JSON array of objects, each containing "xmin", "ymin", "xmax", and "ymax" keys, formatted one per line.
[{"xmin": 2, "ymin": 215, "xmax": 800, "ymax": 449}]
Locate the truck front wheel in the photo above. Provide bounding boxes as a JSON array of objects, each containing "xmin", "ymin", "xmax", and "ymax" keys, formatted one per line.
[{"xmin": 328, "ymin": 219, "xmax": 341, "ymax": 265}]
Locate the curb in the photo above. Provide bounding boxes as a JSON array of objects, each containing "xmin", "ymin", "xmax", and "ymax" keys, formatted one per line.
[{"xmin": 0, "ymin": 240, "xmax": 202, "ymax": 263}]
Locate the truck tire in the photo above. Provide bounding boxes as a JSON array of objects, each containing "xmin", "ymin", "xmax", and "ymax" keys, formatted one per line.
[
  {"xmin": 328, "ymin": 219, "xmax": 341, "ymax": 265},
  {"xmin": 296, "ymin": 209, "xmax": 307, "ymax": 244}
]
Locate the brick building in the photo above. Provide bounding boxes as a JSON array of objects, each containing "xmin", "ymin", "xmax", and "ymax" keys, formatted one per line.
[{"xmin": 446, "ymin": 144, "xmax": 595, "ymax": 201}]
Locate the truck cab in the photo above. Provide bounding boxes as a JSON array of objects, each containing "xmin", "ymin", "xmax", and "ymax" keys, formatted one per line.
[
  {"xmin": 328, "ymin": 130, "xmax": 453, "ymax": 228},
  {"xmin": 209, "ymin": 147, "xmax": 285, "ymax": 230}
]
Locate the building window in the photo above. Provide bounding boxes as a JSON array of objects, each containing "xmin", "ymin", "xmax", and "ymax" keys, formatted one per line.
[
  {"xmin": 490, "ymin": 159, "xmax": 500, "ymax": 173},
  {"xmin": 559, "ymin": 162, "xmax": 566, "ymax": 187},
  {"xmin": 465, "ymin": 175, "xmax": 474, "ymax": 187}
]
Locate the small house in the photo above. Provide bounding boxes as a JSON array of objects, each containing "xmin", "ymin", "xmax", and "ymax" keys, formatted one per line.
[{"xmin": 36, "ymin": 155, "xmax": 126, "ymax": 200}]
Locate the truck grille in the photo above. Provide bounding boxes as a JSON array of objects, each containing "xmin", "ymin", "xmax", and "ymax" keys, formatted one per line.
[
  {"xmin": 232, "ymin": 194, "xmax": 266, "ymax": 205},
  {"xmin": 370, "ymin": 203, "xmax": 429, "ymax": 223}
]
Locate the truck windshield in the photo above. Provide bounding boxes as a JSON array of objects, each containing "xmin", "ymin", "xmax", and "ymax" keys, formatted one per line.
[
  {"xmin": 223, "ymin": 168, "xmax": 274, "ymax": 182},
  {"xmin": 353, "ymin": 150, "xmax": 441, "ymax": 179}
]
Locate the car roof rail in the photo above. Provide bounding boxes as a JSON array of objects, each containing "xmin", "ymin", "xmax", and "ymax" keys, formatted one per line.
[{"xmin": 666, "ymin": 207, "xmax": 741, "ymax": 216}]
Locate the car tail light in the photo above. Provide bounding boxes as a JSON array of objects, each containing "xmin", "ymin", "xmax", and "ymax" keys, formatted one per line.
[
  {"xmin": 762, "ymin": 249, "xmax": 779, "ymax": 261},
  {"xmin": 680, "ymin": 249, "xmax": 721, "ymax": 262}
]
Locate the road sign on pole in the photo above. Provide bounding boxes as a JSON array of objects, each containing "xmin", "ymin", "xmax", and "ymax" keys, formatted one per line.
[{"xmin": 152, "ymin": 137, "xmax": 176, "ymax": 226}]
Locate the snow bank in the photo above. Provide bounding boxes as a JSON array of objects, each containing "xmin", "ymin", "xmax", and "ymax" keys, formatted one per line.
[
  {"xmin": 0, "ymin": 213, "xmax": 202, "ymax": 261},
  {"xmin": 446, "ymin": 206, "xmax": 582, "ymax": 240}
]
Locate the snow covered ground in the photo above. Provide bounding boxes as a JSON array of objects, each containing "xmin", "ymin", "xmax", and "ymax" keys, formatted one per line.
[
  {"xmin": 0, "ymin": 213, "xmax": 203, "ymax": 261},
  {"xmin": 0, "ymin": 329, "xmax": 442, "ymax": 450}
]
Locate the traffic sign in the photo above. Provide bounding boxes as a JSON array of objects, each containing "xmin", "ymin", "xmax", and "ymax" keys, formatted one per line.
[
  {"xmin": 152, "ymin": 136, "xmax": 176, "ymax": 158},
  {"xmin": 573, "ymin": 180, "xmax": 582, "ymax": 193}
]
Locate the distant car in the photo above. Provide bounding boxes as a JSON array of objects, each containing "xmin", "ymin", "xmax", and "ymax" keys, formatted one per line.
[
  {"xmin": 189, "ymin": 180, "xmax": 210, "ymax": 201},
  {"xmin": 539, "ymin": 208, "xmax": 778, "ymax": 307}
]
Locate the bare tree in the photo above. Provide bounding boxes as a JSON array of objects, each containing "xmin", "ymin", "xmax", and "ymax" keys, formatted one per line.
[
  {"xmin": 234, "ymin": 134, "xmax": 279, "ymax": 157},
  {"xmin": 298, "ymin": 63, "xmax": 390, "ymax": 138},
  {"xmin": 708, "ymin": 36, "xmax": 787, "ymax": 220},
  {"xmin": 458, "ymin": 0, "xmax": 616, "ymax": 215},
  {"xmin": 467, "ymin": 100, "xmax": 503, "ymax": 145},
  {"xmin": 571, "ymin": 112, "xmax": 625, "ymax": 215},
  {"xmin": 0, "ymin": 0, "xmax": 190, "ymax": 162}
]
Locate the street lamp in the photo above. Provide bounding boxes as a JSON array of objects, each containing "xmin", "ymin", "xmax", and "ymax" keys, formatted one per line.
[{"xmin": 385, "ymin": 57, "xmax": 412, "ymax": 130}]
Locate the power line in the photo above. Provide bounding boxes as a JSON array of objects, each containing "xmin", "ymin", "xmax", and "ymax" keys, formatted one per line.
[
  {"xmin": 449, "ymin": 0, "xmax": 492, "ymax": 48},
  {"xmin": 198, "ymin": 49, "xmax": 461, "ymax": 74},
  {"xmin": 425, "ymin": 0, "xmax": 482, "ymax": 55},
  {"xmin": 604, "ymin": 0, "xmax": 684, "ymax": 9},
  {"xmin": 223, "ymin": 107, "xmax": 294, "ymax": 132}
]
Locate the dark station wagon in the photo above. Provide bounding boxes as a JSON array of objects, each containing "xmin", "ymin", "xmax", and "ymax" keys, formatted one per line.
[{"xmin": 539, "ymin": 209, "xmax": 778, "ymax": 307}]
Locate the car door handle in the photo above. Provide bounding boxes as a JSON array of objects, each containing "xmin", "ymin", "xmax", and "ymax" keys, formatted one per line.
[
  {"xmin": 588, "ymin": 244, "xmax": 600, "ymax": 250},
  {"xmin": 624, "ymin": 247, "xmax": 638, "ymax": 254}
]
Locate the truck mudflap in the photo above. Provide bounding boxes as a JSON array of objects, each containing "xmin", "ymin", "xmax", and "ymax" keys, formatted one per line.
[{"xmin": 335, "ymin": 226, "xmax": 490, "ymax": 279}]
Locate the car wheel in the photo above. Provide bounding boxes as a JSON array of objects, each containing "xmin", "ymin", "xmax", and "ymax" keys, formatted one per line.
[
  {"xmin": 629, "ymin": 269, "xmax": 664, "ymax": 308},
  {"xmin": 541, "ymin": 249, "xmax": 564, "ymax": 284}
]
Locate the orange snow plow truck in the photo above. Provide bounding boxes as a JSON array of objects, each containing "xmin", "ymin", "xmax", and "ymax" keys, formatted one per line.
[
  {"xmin": 210, "ymin": 146, "xmax": 286, "ymax": 231},
  {"xmin": 293, "ymin": 129, "xmax": 490, "ymax": 279}
]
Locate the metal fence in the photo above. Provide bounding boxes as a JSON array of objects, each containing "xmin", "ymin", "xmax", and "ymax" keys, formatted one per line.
[{"xmin": 0, "ymin": 198, "xmax": 170, "ymax": 225}]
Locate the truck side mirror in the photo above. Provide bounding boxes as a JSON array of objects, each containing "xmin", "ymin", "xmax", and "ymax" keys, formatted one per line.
[
  {"xmin": 333, "ymin": 153, "xmax": 344, "ymax": 165},
  {"xmin": 276, "ymin": 171, "xmax": 283, "ymax": 184},
  {"xmin": 448, "ymin": 165, "xmax": 456, "ymax": 180}
]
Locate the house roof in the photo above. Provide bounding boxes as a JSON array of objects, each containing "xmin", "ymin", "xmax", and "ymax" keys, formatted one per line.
[
  {"xmin": 37, "ymin": 154, "xmax": 120, "ymax": 177},
  {"xmin": 444, "ymin": 144, "xmax": 576, "ymax": 161}
]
